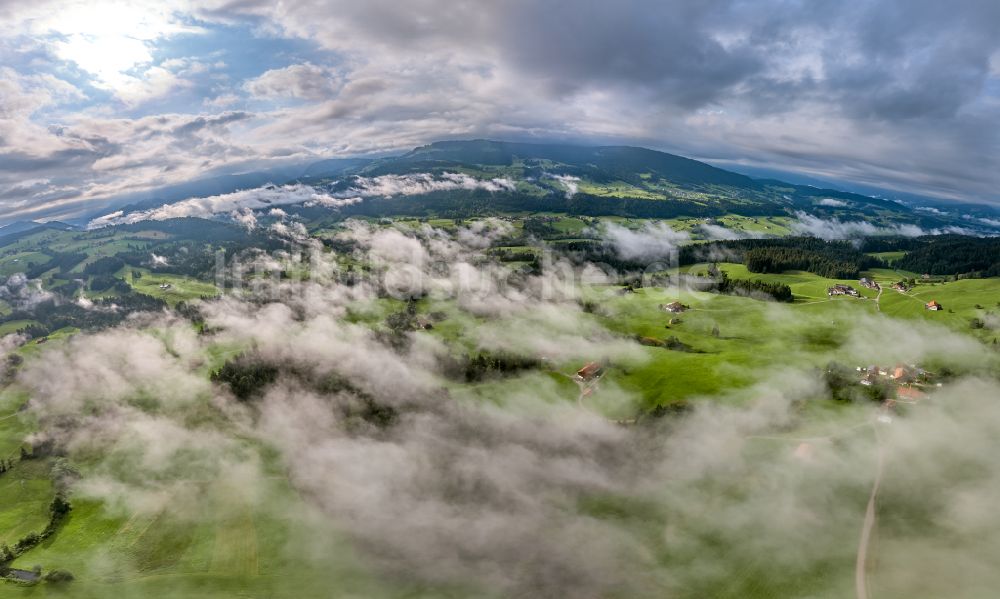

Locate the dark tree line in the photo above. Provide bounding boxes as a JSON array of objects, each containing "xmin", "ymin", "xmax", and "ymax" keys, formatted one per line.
[
  {"xmin": 687, "ymin": 266, "xmax": 795, "ymax": 302},
  {"xmin": 743, "ymin": 247, "xmax": 869, "ymax": 279},
  {"xmin": 557, "ymin": 240, "xmax": 667, "ymax": 273},
  {"xmin": 858, "ymin": 236, "xmax": 927, "ymax": 253},
  {"xmin": 82, "ymin": 256, "xmax": 126, "ymax": 275},
  {"xmin": 318, "ymin": 188, "xmax": 787, "ymax": 222},
  {"xmin": 455, "ymin": 351, "xmax": 543, "ymax": 383},
  {"xmin": 893, "ymin": 236, "xmax": 1000, "ymax": 277},
  {"xmin": 88, "ymin": 275, "xmax": 130, "ymax": 293},
  {"xmin": 489, "ymin": 248, "xmax": 539, "ymax": 263},
  {"xmin": 555, "ymin": 236, "xmax": 879, "ymax": 280},
  {"xmin": 680, "ymin": 237, "xmax": 882, "ymax": 279},
  {"xmin": 1, "ymin": 293, "xmax": 167, "ymax": 333},
  {"xmin": 713, "ymin": 276, "xmax": 794, "ymax": 302},
  {"xmin": 211, "ymin": 353, "xmax": 279, "ymax": 400},
  {"xmin": 0, "ymin": 494, "xmax": 73, "ymax": 573},
  {"xmin": 24, "ymin": 252, "xmax": 87, "ymax": 279}
]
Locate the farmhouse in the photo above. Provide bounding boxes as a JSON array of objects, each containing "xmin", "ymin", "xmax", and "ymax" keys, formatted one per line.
[
  {"xmin": 890, "ymin": 364, "xmax": 915, "ymax": 383},
  {"xmin": 827, "ymin": 284, "xmax": 859, "ymax": 297},
  {"xmin": 793, "ymin": 442, "xmax": 814, "ymax": 461},
  {"xmin": 891, "ymin": 282, "xmax": 908, "ymax": 292},
  {"xmin": 860, "ymin": 277, "xmax": 879, "ymax": 290},
  {"xmin": 860, "ymin": 365, "xmax": 880, "ymax": 385},
  {"xmin": 925, "ymin": 300, "xmax": 942, "ymax": 311},
  {"xmin": 660, "ymin": 301, "xmax": 689, "ymax": 313},
  {"xmin": 896, "ymin": 387, "xmax": 927, "ymax": 402},
  {"xmin": 576, "ymin": 362, "xmax": 604, "ymax": 381}
]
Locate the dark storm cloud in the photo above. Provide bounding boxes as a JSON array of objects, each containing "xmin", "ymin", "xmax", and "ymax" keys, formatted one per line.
[
  {"xmin": 193, "ymin": 0, "xmax": 1000, "ymax": 203},
  {"xmin": 818, "ymin": 0, "xmax": 1000, "ymax": 122},
  {"xmin": 492, "ymin": 0, "xmax": 764, "ymax": 107},
  {"xmin": 234, "ymin": 0, "xmax": 1000, "ymax": 119}
]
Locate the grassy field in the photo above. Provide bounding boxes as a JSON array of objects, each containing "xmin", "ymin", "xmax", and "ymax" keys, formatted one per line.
[
  {"xmin": 664, "ymin": 215, "xmax": 794, "ymax": 238},
  {"xmin": 0, "ymin": 389, "xmax": 31, "ymax": 459},
  {"xmin": 2, "ymin": 449, "xmax": 466, "ymax": 599},
  {"xmin": 0, "ymin": 320, "xmax": 39, "ymax": 336},
  {"xmin": 710, "ymin": 262, "xmax": 881, "ymax": 301},
  {"xmin": 0, "ymin": 458, "xmax": 56, "ymax": 547},
  {"xmin": 577, "ymin": 179, "xmax": 663, "ymax": 199},
  {"xmin": 0, "ymin": 251, "xmax": 51, "ymax": 277},
  {"xmin": 125, "ymin": 269, "xmax": 219, "ymax": 305},
  {"xmin": 878, "ymin": 278, "xmax": 1000, "ymax": 339},
  {"xmin": 588, "ymin": 283, "xmax": 876, "ymax": 408}
]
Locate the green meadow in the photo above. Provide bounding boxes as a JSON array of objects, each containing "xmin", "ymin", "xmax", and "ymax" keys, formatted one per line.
[{"xmin": 124, "ymin": 269, "xmax": 219, "ymax": 305}]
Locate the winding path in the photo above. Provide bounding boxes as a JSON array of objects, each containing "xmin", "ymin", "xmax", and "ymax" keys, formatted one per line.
[{"xmin": 855, "ymin": 423, "xmax": 885, "ymax": 599}]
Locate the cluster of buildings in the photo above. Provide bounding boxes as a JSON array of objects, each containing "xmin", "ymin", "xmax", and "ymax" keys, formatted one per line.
[
  {"xmin": 828, "ymin": 278, "xmax": 943, "ymax": 312},
  {"xmin": 659, "ymin": 301, "xmax": 689, "ymax": 313},
  {"xmin": 827, "ymin": 284, "xmax": 860, "ymax": 297},
  {"xmin": 857, "ymin": 363, "xmax": 934, "ymax": 402},
  {"xmin": 860, "ymin": 277, "xmax": 880, "ymax": 291},
  {"xmin": 576, "ymin": 362, "xmax": 604, "ymax": 381}
]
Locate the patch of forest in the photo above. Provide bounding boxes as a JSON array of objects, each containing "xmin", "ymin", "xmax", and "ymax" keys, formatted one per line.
[
  {"xmin": 0, "ymin": 293, "xmax": 167, "ymax": 334},
  {"xmin": 890, "ymin": 236, "xmax": 1000, "ymax": 277},
  {"xmin": 682, "ymin": 237, "xmax": 882, "ymax": 279}
]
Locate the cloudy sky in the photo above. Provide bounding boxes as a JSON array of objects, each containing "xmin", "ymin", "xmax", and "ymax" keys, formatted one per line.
[{"xmin": 2, "ymin": 0, "xmax": 999, "ymax": 222}]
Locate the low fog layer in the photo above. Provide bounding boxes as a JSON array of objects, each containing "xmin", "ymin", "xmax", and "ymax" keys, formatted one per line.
[
  {"xmin": 88, "ymin": 173, "xmax": 517, "ymax": 228},
  {"xmin": 9, "ymin": 221, "xmax": 1000, "ymax": 598},
  {"xmin": 791, "ymin": 212, "xmax": 977, "ymax": 239}
]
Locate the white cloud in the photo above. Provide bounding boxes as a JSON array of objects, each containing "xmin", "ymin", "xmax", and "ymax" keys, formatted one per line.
[
  {"xmin": 791, "ymin": 212, "xmax": 982, "ymax": 240},
  {"xmin": 603, "ymin": 222, "xmax": 689, "ymax": 260},
  {"xmin": 698, "ymin": 222, "xmax": 752, "ymax": 240},
  {"xmin": 0, "ymin": 273, "xmax": 54, "ymax": 308},
  {"xmin": 88, "ymin": 171, "xmax": 518, "ymax": 228},
  {"xmin": 112, "ymin": 65, "xmax": 191, "ymax": 106},
  {"xmin": 549, "ymin": 174, "xmax": 580, "ymax": 198},
  {"xmin": 204, "ymin": 93, "xmax": 241, "ymax": 108},
  {"xmin": 245, "ymin": 63, "xmax": 341, "ymax": 100},
  {"xmin": 791, "ymin": 212, "xmax": 922, "ymax": 239},
  {"xmin": 818, "ymin": 198, "xmax": 848, "ymax": 207},
  {"xmin": 346, "ymin": 172, "xmax": 516, "ymax": 197},
  {"xmin": 231, "ymin": 207, "xmax": 258, "ymax": 230},
  {"xmin": 87, "ymin": 184, "xmax": 354, "ymax": 228},
  {"xmin": 962, "ymin": 214, "xmax": 1000, "ymax": 228}
]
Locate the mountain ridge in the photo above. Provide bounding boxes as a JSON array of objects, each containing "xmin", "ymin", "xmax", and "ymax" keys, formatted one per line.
[{"xmin": 78, "ymin": 139, "xmax": 999, "ymax": 234}]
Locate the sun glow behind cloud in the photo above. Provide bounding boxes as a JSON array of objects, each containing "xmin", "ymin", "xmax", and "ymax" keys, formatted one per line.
[{"xmin": 40, "ymin": 1, "xmax": 201, "ymax": 103}]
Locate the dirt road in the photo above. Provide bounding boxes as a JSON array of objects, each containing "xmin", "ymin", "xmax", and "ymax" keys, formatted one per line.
[{"xmin": 855, "ymin": 423, "xmax": 884, "ymax": 599}]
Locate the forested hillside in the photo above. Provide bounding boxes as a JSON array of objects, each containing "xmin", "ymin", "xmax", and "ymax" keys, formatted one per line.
[{"xmin": 893, "ymin": 236, "xmax": 1000, "ymax": 277}]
